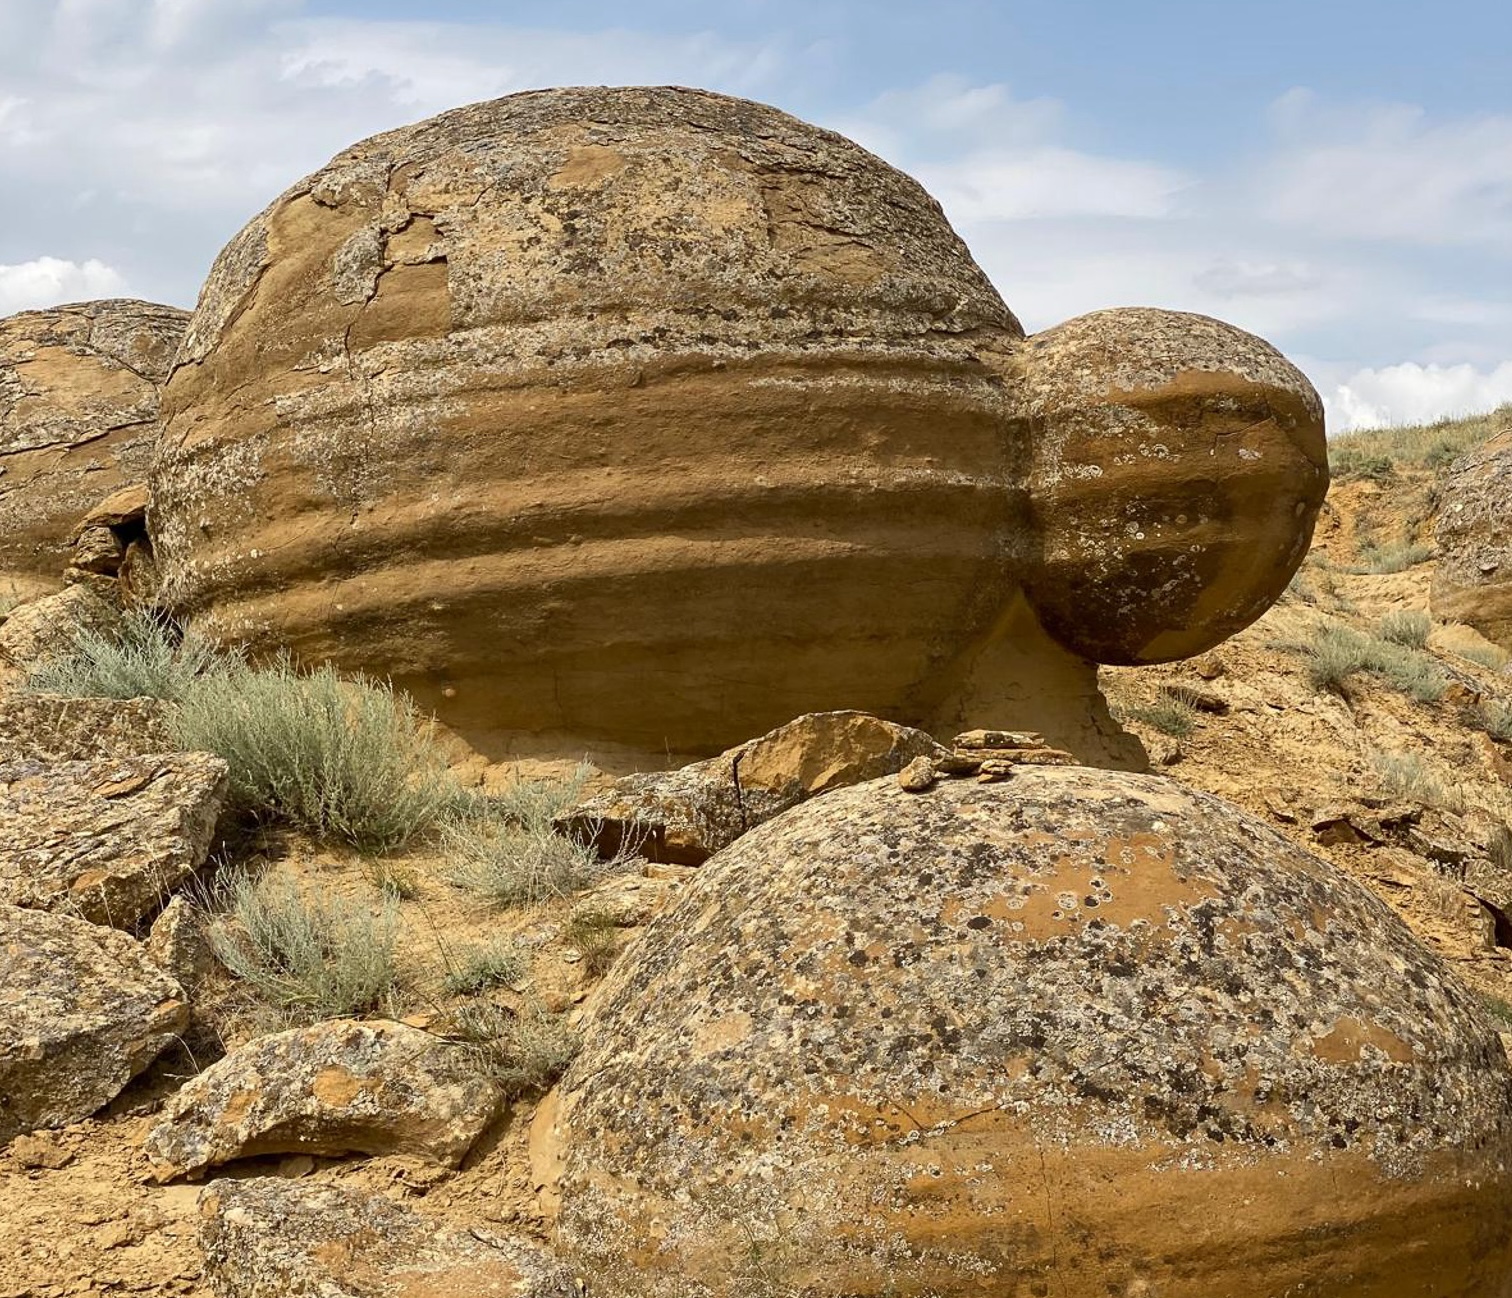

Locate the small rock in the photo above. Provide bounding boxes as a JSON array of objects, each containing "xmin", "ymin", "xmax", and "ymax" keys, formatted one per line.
[
  {"xmin": 0, "ymin": 903, "xmax": 186, "ymax": 1145},
  {"xmin": 975, "ymin": 759, "xmax": 1015, "ymax": 783},
  {"xmin": 896, "ymin": 756, "xmax": 936, "ymax": 792},
  {"xmin": 952, "ymin": 728, "xmax": 1046, "ymax": 750},
  {"xmin": 9, "ymin": 1132, "xmax": 74, "ymax": 1170},
  {"xmin": 196, "ymin": 1178, "xmax": 576, "ymax": 1298},
  {"xmin": 1193, "ymin": 654, "xmax": 1226, "ymax": 680},
  {"xmin": 145, "ymin": 897, "xmax": 215, "ymax": 997},
  {"xmin": 1154, "ymin": 742, "xmax": 1184, "ymax": 767},
  {"xmin": 144, "ymin": 1019, "xmax": 504, "ymax": 1180},
  {"xmin": 69, "ymin": 527, "xmax": 126, "ymax": 577}
]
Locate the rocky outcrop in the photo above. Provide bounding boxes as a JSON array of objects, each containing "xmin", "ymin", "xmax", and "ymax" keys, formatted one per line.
[
  {"xmin": 536, "ymin": 768, "xmax": 1512, "ymax": 1296},
  {"xmin": 0, "ymin": 753, "xmax": 228, "ymax": 928},
  {"xmin": 197, "ymin": 1178, "xmax": 575, "ymax": 1298},
  {"xmin": 151, "ymin": 86, "xmax": 1324, "ymax": 766},
  {"xmin": 0, "ymin": 903, "xmax": 187, "ymax": 1144},
  {"xmin": 145, "ymin": 1019, "xmax": 504, "ymax": 1179},
  {"xmin": 0, "ymin": 301, "xmax": 187, "ymax": 601},
  {"xmin": 558, "ymin": 710, "xmax": 950, "ymax": 864},
  {"xmin": 0, "ymin": 584, "xmax": 120, "ymax": 674},
  {"xmin": 0, "ymin": 692, "xmax": 172, "ymax": 762},
  {"xmin": 1433, "ymin": 425, "xmax": 1512, "ymax": 648}
]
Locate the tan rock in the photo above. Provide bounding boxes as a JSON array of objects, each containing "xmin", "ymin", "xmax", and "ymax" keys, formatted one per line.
[
  {"xmin": 0, "ymin": 753, "xmax": 228, "ymax": 928},
  {"xmin": 1017, "ymin": 307, "xmax": 1328, "ymax": 664},
  {"xmin": 0, "ymin": 301, "xmax": 187, "ymax": 600},
  {"xmin": 144, "ymin": 895, "xmax": 215, "ymax": 998},
  {"xmin": 557, "ymin": 710, "xmax": 949, "ymax": 864},
  {"xmin": 0, "ymin": 902, "xmax": 187, "ymax": 1144},
  {"xmin": 144, "ymin": 1019, "xmax": 504, "ymax": 1179},
  {"xmin": 1433, "ymin": 426, "xmax": 1512, "ymax": 648},
  {"xmin": 197, "ymin": 1178, "xmax": 575, "ymax": 1298},
  {"xmin": 0, "ymin": 692, "xmax": 172, "ymax": 762},
  {"xmin": 150, "ymin": 86, "xmax": 1322, "ymax": 767},
  {"xmin": 0, "ymin": 584, "xmax": 120, "ymax": 671},
  {"xmin": 896, "ymin": 755, "xmax": 936, "ymax": 791},
  {"xmin": 538, "ymin": 768, "xmax": 1512, "ymax": 1296}
]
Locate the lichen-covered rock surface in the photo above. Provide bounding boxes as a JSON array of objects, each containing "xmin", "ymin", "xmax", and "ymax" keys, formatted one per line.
[
  {"xmin": 0, "ymin": 301, "xmax": 187, "ymax": 600},
  {"xmin": 152, "ymin": 85, "xmax": 1323, "ymax": 766},
  {"xmin": 196, "ymin": 1177, "xmax": 576, "ymax": 1298},
  {"xmin": 559, "ymin": 710, "xmax": 949, "ymax": 864},
  {"xmin": 0, "ymin": 693, "xmax": 172, "ymax": 763},
  {"xmin": 1432, "ymin": 426, "xmax": 1512, "ymax": 649},
  {"xmin": 1015, "ymin": 307, "xmax": 1329, "ymax": 664},
  {"xmin": 537, "ymin": 767, "xmax": 1512, "ymax": 1297},
  {"xmin": 0, "ymin": 584, "xmax": 120, "ymax": 677},
  {"xmin": 0, "ymin": 752, "xmax": 228, "ymax": 928},
  {"xmin": 145, "ymin": 1019, "xmax": 504, "ymax": 1179},
  {"xmin": 0, "ymin": 902, "xmax": 186, "ymax": 1144}
]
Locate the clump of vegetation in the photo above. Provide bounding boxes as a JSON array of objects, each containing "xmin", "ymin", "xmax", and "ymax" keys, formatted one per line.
[
  {"xmin": 564, "ymin": 905, "xmax": 623, "ymax": 977},
  {"xmin": 1459, "ymin": 642, "xmax": 1511, "ymax": 672},
  {"xmin": 441, "ymin": 937, "xmax": 528, "ymax": 997},
  {"xmin": 1347, "ymin": 540, "xmax": 1435, "ymax": 575},
  {"xmin": 174, "ymin": 656, "xmax": 454, "ymax": 853},
  {"xmin": 1117, "ymin": 692, "xmax": 1199, "ymax": 738},
  {"xmin": 24, "ymin": 609, "xmax": 218, "ymax": 700},
  {"xmin": 1376, "ymin": 609, "xmax": 1432, "ymax": 649},
  {"xmin": 443, "ymin": 766, "xmax": 636, "ymax": 907},
  {"xmin": 206, "ymin": 868, "xmax": 399, "ymax": 1022},
  {"xmin": 1328, "ymin": 404, "xmax": 1510, "ymax": 475},
  {"xmin": 24, "ymin": 613, "xmax": 454, "ymax": 852},
  {"xmin": 1303, "ymin": 624, "xmax": 1447, "ymax": 702},
  {"xmin": 452, "ymin": 1002, "xmax": 580, "ymax": 1097},
  {"xmin": 1371, "ymin": 749, "xmax": 1460, "ymax": 809}
]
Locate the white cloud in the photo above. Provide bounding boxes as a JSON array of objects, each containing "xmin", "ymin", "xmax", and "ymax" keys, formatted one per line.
[
  {"xmin": 1259, "ymin": 90, "xmax": 1512, "ymax": 247},
  {"xmin": 0, "ymin": 257, "xmax": 128, "ymax": 315},
  {"xmin": 1322, "ymin": 361, "xmax": 1512, "ymax": 432}
]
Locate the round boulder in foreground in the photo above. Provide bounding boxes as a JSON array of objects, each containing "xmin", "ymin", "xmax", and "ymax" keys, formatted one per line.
[
  {"xmin": 537, "ymin": 768, "xmax": 1512, "ymax": 1297},
  {"xmin": 1019, "ymin": 307, "xmax": 1329, "ymax": 664}
]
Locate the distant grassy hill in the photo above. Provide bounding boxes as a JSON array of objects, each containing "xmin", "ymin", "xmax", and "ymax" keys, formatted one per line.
[{"xmin": 1330, "ymin": 402, "xmax": 1511, "ymax": 481}]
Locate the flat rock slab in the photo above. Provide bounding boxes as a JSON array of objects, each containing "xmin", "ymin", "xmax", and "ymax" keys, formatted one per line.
[
  {"xmin": 0, "ymin": 752, "xmax": 228, "ymax": 928},
  {"xmin": 0, "ymin": 692, "xmax": 173, "ymax": 762},
  {"xmin": 558, "ymin": 710, "xmax": 949, "ymax": 865},
  {"xmin": 197, "ymin": 1177, "xmax": 575, "ymax": 1298},
  {"xmin": 0, "ymin": 902, "xmax": 187, "ymax": 1144},
  {"xmin": 146, "ymin": 1019, "xmax": 504, "ymax": 1180}
]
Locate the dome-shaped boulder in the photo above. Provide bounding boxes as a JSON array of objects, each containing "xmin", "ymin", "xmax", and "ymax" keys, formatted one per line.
[
  {"xmin": 1432, "ymin": 425, "xmax": 1512, "ymax": 650},
  {"xmin": 536, "ymin": 767, "xmax": 1512, "ymax": 1297},
  {"xmin": 151, "ymin": 87, "xmax": 1325, "ymax": 764},
  {"xmin": 0, "ymin": 300, "xmax": 187, "ymax": 600}
]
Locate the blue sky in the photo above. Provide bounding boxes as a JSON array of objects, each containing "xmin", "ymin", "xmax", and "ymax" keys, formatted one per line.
[{"xmin": 2, "ymin": 0, "xmax": 1509, "ymax": 429}]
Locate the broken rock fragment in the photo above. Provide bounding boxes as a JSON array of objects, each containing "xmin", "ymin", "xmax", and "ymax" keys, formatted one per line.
[
  {"xmin": 0, "ymin": 902, "xmax": 186, "ymax": 1145},
  {"xmin": 145, "ymin": 1018, "xmax": 505, "ymax": 1180}
]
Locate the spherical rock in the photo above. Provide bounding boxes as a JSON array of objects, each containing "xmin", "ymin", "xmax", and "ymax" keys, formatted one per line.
[
  {"xmin": 0, "ymin": 300, "xmax": 187, "ymax": 600},
  {"xmin": 537, "ymin": 768, "xmax": 1512, "ymax": 1297},
  {"xmin": 1017, "ymin": 308, "xmax": 1328, "ymax": 664},
  {"xmin": 151, "ymin": 87, "xmax": 1327, "ymax": 762},
  {"xmin": 1432, "ymin": 426, "xmax": 1512, "ymax": 649}
]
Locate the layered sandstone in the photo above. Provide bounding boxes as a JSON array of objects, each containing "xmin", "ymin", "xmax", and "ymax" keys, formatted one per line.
[
  {"xmin": 537, "ymin": 768, "xmax": 1512, "ymax": 1297},
  {"xmin": 1433, "ymin": 426, "xmax": 1512, "ymax": 648},
  {"xmin": 151, "ymin": 86, "xmax": 1325, "ymax": 764},
  {"xmin": 0, "ymin": 300, "xmax": 187, "ymax": 600}
]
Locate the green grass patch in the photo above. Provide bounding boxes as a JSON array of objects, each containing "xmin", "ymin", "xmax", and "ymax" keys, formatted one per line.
[
  {"xmin": 1376, "ymin": 609, "xmax": 1432, "ymax": 648},
  {"xmin": 440, "ymin": 937, "xmax": 529, "ymax": 997},
  {"xmin": 1121, "ymin": 695, "xmax": 1199, "ymax": 738},
  {"xmin": 1303, "ymin": 624, "xmax": 1447, "ymax": 702},
  {"xmin": 1329, "ymin": 404, "xmax": 1510, "ymax": 475},
  {"xmin": 23, "ymin": 609, "xmax": 218, "ymax": 700}
]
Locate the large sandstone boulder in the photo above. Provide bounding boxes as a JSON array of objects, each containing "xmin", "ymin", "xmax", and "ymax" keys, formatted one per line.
[
  {"xmin": 197, "ymin": 1178, "xmax": 575, "ymax": 1298},
  {"xmin": 0, "ymin": 902, "xmax": 187, "ymax": 1144},
  {"xmin": 151, "ymin": 86, "xmax": 1325, "ymax": 766},
  {"xmin": 535, "ymin": 768, "xmax": 1512, "ymax": 1297},
  {"xmin": 145, "ymin": 1019, "xmax": 504, "ymax": 1178},
  {"xmin": 1433, "ymin": 425, "xmax": 1512, "ymax": 648},
  {"xmin": 0, "ymin": 300, "xmax": 187, "ymax": 600},
  {"xmin": 0, "ymin": 752, "xmax": 228, "ymax": 928}
]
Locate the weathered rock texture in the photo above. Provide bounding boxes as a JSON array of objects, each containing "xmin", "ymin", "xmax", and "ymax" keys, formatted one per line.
[
  {"xmin": 537, "ymin": 768, "xmax": 1512, "ymax": 1297},
  {"xmin": 1016, "ymin": 307, "xmax": 1329, "ymax": 663},
  {"xmin": 0, "ymin": 301, "xmax": 187, "ymax": 600},
  {"xmin": 559, "ymin": 710, "xmax": 950, "ymax": 864},
  {"xmin": 145, "ymin": 1019, "xmax": 503, "ymax": 1179},
  {"xmin": 1433, "ymin": 426, "xmax": 1512, "ymax": 648},
  {"xmin": 0, "ymin": 903, "xmax": 187, "ymax": 1144},
  {"xmin": 0, "ymin": 693, "xmax": 172, "ymax": 763},
  {"xmin": 0, "ymin": 584, "xmax": 120, "ymax": 674},
  {"xmin": 151, "ymin": 86, "xmax": 1324, "ymax": 766},
  {"xmin": 197, "ymin": 1178, "xmax": 576, "ymax": 1298},
  {"xmin": 0, "ymin": 753, "xmax": 228, "ymax": 928}
]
